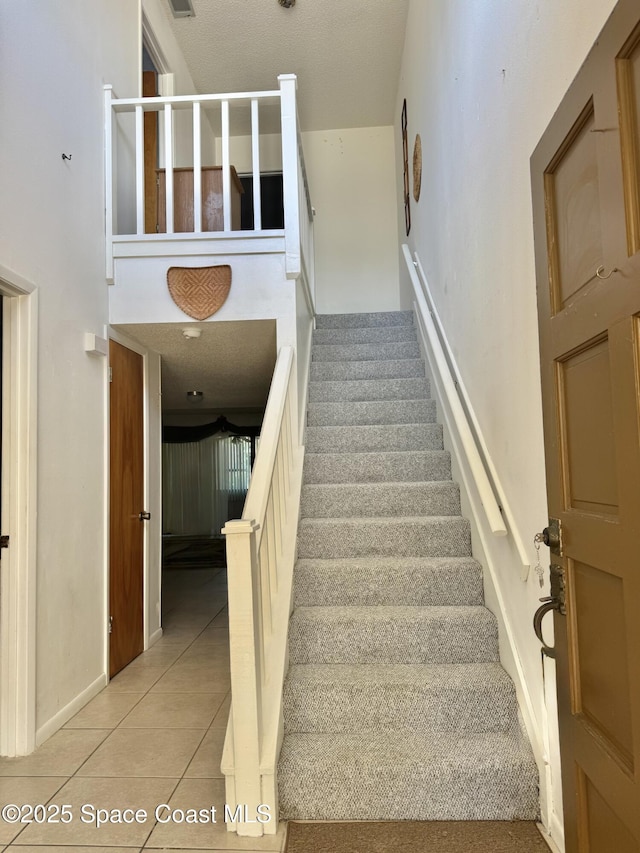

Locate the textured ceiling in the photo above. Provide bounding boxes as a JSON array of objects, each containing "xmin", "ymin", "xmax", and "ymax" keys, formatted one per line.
[
  {"xmin": 118, "ymin": 320, "xmax": 277, "ymax": 411},
  {"xmin": 160, "ymin": 0, "xmax": 409, "ymax": 131}
]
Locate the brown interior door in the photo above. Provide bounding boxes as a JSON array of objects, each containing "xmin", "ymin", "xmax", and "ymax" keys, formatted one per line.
[
  {"xmin": 109, "ymin": 339, "xmax": 144, "ymax": 677},
  {"xmin": 532, "ymin": 2, "xmax": 640, "ymax": 850}
]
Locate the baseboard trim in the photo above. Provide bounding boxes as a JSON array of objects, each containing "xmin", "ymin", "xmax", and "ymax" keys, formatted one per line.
[
  {"xmin": 538, "ymin": 816, "xmax": 564, "ymax": 853},
  {"xmin": 148, "ymin": 627, "xmax": 163, "ymax": 648},
  {"xmin": 35, "ymin": 673, "xmax": 107, "ymax": 747}
]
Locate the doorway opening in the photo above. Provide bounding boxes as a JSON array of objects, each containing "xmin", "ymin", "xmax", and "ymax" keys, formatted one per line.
[
  {"xmin": 0, "ymin": 272, "xmax": 37, "ymax": 756},
  {"xmin": 110, "ymin": 320, "xmax": 276, "ymax": 649}
]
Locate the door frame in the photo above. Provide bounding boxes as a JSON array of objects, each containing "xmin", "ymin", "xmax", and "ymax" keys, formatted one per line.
[
  {"xmin": 531, "ymin": 1, "xmax": 640, "ymax": 847},
  {"xmin": 107, "ymin": 328, "xmax": 162, "ymax": 677},
  {"xmin": 0, "ymin": 264, "xmax": 38, "ymax": 756}
]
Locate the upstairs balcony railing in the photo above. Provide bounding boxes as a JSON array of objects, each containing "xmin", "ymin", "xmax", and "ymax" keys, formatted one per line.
[{"xmin": 104, "ymin": 74, "xmax": 314, "ymax": 295}]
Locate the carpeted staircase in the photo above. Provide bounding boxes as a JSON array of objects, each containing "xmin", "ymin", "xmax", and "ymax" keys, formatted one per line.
[{"xmin": 278, "ymin": 311, "xmax": 539, "ymax": 821}]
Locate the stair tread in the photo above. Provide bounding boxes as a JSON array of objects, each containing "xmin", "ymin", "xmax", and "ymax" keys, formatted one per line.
[
  {"xmin": 315, "ymin": 311, "xmax": 414, "ymax": 329},
  {"xmin": 308, "ymin": 376, "xmax": 430, "ymax": 402},
  {"xmin": 304, "ymin": 449, "xmax": 450, "ymax": 464},
  {"xmin": 307, "ymin": 399, "xmax": 437, "ymax": 426},
  {"xmin": 283, "ymin": 662, "xmax": 519, "ymax": 735},
  {"xmin": 311, "ymin": 341, "xmax": 421, "ymax": 362},
  {"xmin": 302, "ymin": 480, "xmax": 457, "ymax": 490},
  {"xmin": 291, "ymin": 604, "xmax": 493, "ymax": 619},
  {"xmin": 295, "ymin": 555, "xmax": 482, "ymax": 567},
  {"xmin": 299, "ymin": 514, "xmax": 465, "ymax": 525},
  {"xmin": 313, "ymin": 327, "xmax": 418, "ymax": 344},
  {"xmin": 293, "ymin": 556, "xmax": 484, "ymax": 607},
  {"xmin": 286, "ymin": 661, "xmax": 510, "ymax": 685},
  {"xmin": 310, "ymin": 358, "xmax": 425, "ymax": 380}
]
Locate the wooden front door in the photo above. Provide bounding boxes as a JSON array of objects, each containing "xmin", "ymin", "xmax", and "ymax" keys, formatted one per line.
[
  {"xmin": 532, "ymin": 2, "xmax": 640, "ymax": 849},
  {"xmin": 109, "ymin": 340, "xmax": 144, "ymax": 677}
]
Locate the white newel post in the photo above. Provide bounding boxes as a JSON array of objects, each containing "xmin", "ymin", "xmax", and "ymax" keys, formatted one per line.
[
  {"xmin": 278, "ymin": 74, "xmax": 301, "ymax": 279},
  {"xmin": 222, "ymin": 518, "xmax": 266, "ymax": 837}
]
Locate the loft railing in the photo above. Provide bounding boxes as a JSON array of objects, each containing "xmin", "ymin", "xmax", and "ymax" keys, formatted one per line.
[
  {"xmin": 103, "ymin": 74, "xmax": 313, "ymax": 285},
  {"xmin": 221, "ymin": 346, "xmax": 305, "ymax": 837}
]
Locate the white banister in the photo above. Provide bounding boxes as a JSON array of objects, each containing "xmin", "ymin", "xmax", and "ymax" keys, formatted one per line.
[
  {"xmin": 192, "ymin": 101, "xmax": 202, "ymax": 233},
  {"xmin": 251, "ymin": 99, "xmax": 262, "ymax": 231},
  {"xmin": 135, "ymin": 104, "xmax": 144, "ymax": 235},
  {"xmin": 402, "ymin": 244, "xmax": 507, "ymax": 537},
  {"xmin": 221, "ymin": 100, "xmax": 231, "ymax": 232},
  {"xmin": 163, "ymin": 103, "xmax": 174, "ymax": 233},
  {"xmin": 111, "ymin": 89, "xmax": 280, "ymax": 108},
  {"xmin": 221, "ymin": 345, "xmax": 304, "ymax": 836}
]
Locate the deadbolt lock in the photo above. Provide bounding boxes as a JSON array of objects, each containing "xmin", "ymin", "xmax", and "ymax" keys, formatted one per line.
[{"xmin": 541, "ymin": 517, "xmax": 563, "ymax": 556}]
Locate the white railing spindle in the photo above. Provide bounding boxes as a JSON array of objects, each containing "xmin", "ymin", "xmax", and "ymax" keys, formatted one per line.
[
  {"xmin": 163, "ymin": 103, "xmax": 174, "ymax": 233},
  {"xmin": 135, "ymin": 104, "xmax": 145, "ymax": 235},
  {"xmin": 221, "ymin": 99, "xmax": 231, "ymax": 232},
  {"xmin": 192, "ymin": 101, "xmax": 202, "ymax": 233},
  {"xmin": 251, "ymin": 98, "xmax": 262, "ymax": 231}
]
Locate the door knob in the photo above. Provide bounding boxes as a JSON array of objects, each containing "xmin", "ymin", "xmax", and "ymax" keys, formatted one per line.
[
  {"xmin": 139, "ymin": 511, "xmax": 151, "ymax": 521},
  {"xmin": 532, "ymin": 563, "xmax": 566, "ymax": 658},
  {"xmin": 533, "ymin": 598, "xmax": 558, "ymax": 658}
]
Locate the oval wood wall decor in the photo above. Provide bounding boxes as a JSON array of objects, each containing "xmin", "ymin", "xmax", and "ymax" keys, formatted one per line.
[
  {"xmin": 413, "ymin": 134, "xmax": 422, "ymax": 202},
  {"xmin": 167, "ymin": 265, "xmax": 231, "ymax": 321}
]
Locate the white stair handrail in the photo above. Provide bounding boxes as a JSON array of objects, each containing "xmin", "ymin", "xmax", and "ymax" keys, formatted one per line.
[{"xmin": 402, "ymin": 244, "xmax": 507, "ymax": 537}]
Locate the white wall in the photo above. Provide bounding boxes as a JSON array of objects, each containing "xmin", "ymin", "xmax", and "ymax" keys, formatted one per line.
[
  {"xmin": 0, "ymin": 1, "xmax": 141, "ymax": 736},
  {"xmin": 395, "ymin": 0, "xmax": 618, "ymax": 845},
  {"xmin": 302, "ymin": 127, "xmax": 401, "ymax": 314}
]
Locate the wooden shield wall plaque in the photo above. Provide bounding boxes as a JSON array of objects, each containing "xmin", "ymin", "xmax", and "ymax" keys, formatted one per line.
[{"xmin": 167, "ymin": 265, "xmax": 231, "ymax": 321}]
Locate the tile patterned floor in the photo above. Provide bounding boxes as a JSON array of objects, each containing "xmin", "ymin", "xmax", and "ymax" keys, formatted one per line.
[{"xmin": 0, "ymin": 568, "xmax": 286, "ymax": 853}]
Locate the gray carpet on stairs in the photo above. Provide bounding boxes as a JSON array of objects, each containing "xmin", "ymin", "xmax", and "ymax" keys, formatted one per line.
[{"xmin": 278, "ymin": 311, "xmax": 539, "ymax": 821}]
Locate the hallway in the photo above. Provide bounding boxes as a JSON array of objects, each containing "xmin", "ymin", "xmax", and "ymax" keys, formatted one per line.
[{"xmin": 0, "ymin": 567, "xmax": 286, "ymax": 852}]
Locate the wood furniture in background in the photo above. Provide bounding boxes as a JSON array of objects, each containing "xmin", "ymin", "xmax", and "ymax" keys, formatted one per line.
[{"xmin": 156, "ymin": 166, "xmax": 243, "ymax": 232}]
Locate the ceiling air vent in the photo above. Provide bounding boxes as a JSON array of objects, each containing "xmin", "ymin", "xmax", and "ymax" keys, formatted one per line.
[{"xmin": 168, "ymin": 0, "xmax": 195, "ymax": 18}]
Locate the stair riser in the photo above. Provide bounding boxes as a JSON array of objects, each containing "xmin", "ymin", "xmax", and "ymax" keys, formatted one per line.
[
  {"xmin": 315, "ymin": 311, "xmax": 414, "ymax": 329},
  {"xmin": 288, "ymin": 614, "xmax": 497, "ymax": 664},
  {"xmin": 303, "ymin": 451, "xmax": 451, "ymax": 484},
  {"xmin": 278, "ymin": 750, "xmax": 539, "ymax": 821},
  {"xmin": 283, "ymin": 684, "xmax": 519, "ymax": 734},
  {"xmin": 300, "ymin": 483, "xmax": 460, "ymax": 518},
  {"xmin": 307, "ymin": 400, "xmax": 437, "ymax": 426},
  {"xmin": 314, "ymin": 326, "xmax": 417, "ymax": 345},
  {"xmin": 293, "ymin": 561, "xmax": 484, "ymax": 607},
  {"xmin": 310, "ymin": 359, "xmax": 425, "ymax": 382},
  {"xmin": 312, "ymin": 341, "xmax": 421, "ymax": 362},
  {"xmin": 305, "ymin": 424, "xmax": 443, "ymax": 454},
  {"xmin": 308, "ymin": 377, "xmax": 430, "ymax": 403},
  {"xmin": 297, "ymin": 518, "xmax": 471, "ymax": 559}
]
